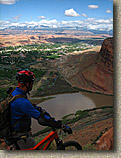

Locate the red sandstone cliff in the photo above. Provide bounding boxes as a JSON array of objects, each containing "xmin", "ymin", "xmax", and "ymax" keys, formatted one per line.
[
  {"xmin": 96, "ymin": 127, "xmax": 113, "ymax": 150},
  {"xmin": 57, "ymin": 37, "xmax": 113, "ymax": 95}
]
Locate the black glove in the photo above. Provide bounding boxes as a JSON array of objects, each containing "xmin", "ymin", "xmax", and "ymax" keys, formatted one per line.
[
  {"xmin": 37, "ymin": 106, "xmax": 51, "ymax": 117},
  {"xmin": 53, "ymin": 120, "xmax": 62, "ymax": 129},
  {"xmin": 62, "ymin": 125, "xmax": 72, "ymax": 134}
]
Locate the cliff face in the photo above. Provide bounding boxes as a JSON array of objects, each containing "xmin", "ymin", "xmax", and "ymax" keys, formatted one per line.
[
  {"xmin": 57, "ymin": 37, "xmax": 113, "ymax": 95},
  {"xmin": 98, "ymin": 37, "xmax": 113, "ymax": 72},
  {"xmin": 96, "ymin": 127, "xmax": 113, "ymax": 150},
  {"xmin": 80, "ymin": 37, "xmax": 113, "ymax": 94}
]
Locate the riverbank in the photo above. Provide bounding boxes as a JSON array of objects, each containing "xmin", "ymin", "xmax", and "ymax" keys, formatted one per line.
[
  {"xmin": 31, "ymin": 74, "xmax": 79, "ymax": 97},
  {"xmin": 30, "ymin": 96, "xmax": 56, "ymax": 105},
  {"xmin": 30, "ymin": 91, "xmax": 113, "ymax": 134},
  {"xmin": 31, "ymin": 72, "xmax": 113, "ymax": 99}
]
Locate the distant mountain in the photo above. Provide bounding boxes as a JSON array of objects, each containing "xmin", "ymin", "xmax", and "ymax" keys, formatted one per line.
[
  {"xmin": 1, "ymin": 25, "xmax": 113, "ymax": 36},
  {"xmin": 6, "ymin": 25, "xmax": 50, "ymax": 30},
  {"xmin": 87, "ymin": 29, "xmax": 113, "ymax": 36}
]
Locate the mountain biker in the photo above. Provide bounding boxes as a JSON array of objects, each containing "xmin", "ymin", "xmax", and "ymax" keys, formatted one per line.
[{"xmin": 6, "ymin": 69, "xmax": 71, "ymax": 150}]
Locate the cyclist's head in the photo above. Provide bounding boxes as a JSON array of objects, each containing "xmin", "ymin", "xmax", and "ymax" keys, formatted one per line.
[{"xmin": 16, "ymin": 69, "xmax": 35, "ymax": 92}]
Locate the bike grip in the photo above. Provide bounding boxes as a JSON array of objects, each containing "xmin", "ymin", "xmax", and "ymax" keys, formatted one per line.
[
  {"xmin": 65, "ymin": 125, "xmax": 70, "ymax": 128},
  {"xmin": 62, "ymin": 125, "xmax": 72, "ymax": 134},
  {"xmin": 62, "ymin": 124, "xmax": 71, "ymax": 129}
]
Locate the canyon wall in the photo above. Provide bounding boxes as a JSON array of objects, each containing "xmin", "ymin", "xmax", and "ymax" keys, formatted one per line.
[{"xmin": 57, "ymin": 37, "xmax": 113, "ymax": 95}]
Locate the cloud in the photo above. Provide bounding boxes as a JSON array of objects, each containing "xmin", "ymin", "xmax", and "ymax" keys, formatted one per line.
[
  {"xmin": 37, "ymin": 16, "xmax": 46, "ymax": 19},
  {"xmin": 0, "ymin": 20, "xmax": 10, "ymax": 25},
  {"xmin": 0, "ymin": 18, "xmax": 113, "ymax": 31},
  {"xmin": 88, "ymin": 5, "xmax": 99, "ymax": 9},
  {"xmin": 39, "ymin": 19, "xmax": 58, "ymax": 25},
  {"xmin": 106, "ymin": 9, "xmax": 112, "ymax": 13},
  {"xmin": 0, "ymin": 0, "xmax": 19, "ymax": 5},
  {"xmin": 65, "ymin": 8, "xmax": 80, "ymax": 17},
  {"xmin": 82, "ymin": 13, "xmax": 88, "ymax": 17},
  {"xmin": 84, "ymin": 18, "xmax": 113, "ymax": 31}
]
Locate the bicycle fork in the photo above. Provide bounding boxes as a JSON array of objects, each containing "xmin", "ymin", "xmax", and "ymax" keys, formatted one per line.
[{"xmin": 55, "ymin": 138, "xmax": 64, "ymax": 150}]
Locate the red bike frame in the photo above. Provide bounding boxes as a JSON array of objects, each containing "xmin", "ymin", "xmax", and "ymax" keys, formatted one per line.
[{"xmin": 22, "ymin": 130, "xmax": 59, "ymax": 150}]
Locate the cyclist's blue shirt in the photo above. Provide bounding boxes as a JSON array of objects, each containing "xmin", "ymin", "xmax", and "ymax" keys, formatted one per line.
[{"xmin": 11, "ymin": 87, "xmax": 41, "ymax": 132}]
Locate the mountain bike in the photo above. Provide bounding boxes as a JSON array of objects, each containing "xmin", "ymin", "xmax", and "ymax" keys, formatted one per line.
[{"xmin": 9, "ymin": 125, "xmax": 82, "ymax": 150}]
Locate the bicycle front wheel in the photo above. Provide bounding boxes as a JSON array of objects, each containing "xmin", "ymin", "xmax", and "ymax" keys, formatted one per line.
[{"xmin": 58, "ymin": 141, "xmax": 82, "ymax": 150}]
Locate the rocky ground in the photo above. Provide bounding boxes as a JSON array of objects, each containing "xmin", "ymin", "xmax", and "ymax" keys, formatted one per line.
[
  {"xmin": 63, "ymin": 118, "xmax": 113, "ymax": 150},
  {"xmin": 63, "ymin": 108, "xmax": 113, "ymax": 150}
]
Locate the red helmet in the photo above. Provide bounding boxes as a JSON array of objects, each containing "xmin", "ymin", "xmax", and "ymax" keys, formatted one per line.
[{"xmin": 16, "ymin": 69, "xmax": 35, "ymax": 84}]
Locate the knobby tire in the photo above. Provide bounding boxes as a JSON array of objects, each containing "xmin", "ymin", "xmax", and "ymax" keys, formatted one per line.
[{"xmin": 57, "ymin": 141, "xmax": 82, "ymax": 150}]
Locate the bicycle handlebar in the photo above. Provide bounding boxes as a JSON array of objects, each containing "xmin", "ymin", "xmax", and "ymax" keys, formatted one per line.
[{"xmin": 52, "ymin": 124, "xmax": 72, "ymax": 134}]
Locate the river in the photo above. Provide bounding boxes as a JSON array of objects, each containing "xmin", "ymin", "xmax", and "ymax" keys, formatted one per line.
[{"xmin": 31, "ymin": 91, "xmax": 113, "ymax": 134}]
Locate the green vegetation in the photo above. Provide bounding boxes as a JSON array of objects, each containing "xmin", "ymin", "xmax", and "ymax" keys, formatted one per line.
[
  {"xmin": 0, "ymin": 69, "xmax": 17, "ymax": 79},
  {"xmin": 62, "ymin": 110, "xmax": 89, "ymax": 124},
  {"xmin": 29, "ymin": 69, "xmax": 46, "ymax": 79},
  {"xmin": 83, "ymin": 143, "xmax": 96, "ymax": 150},
  {"xmin": 0, "ymin": 42, "xmax": 94, "ymax": 67},
  {"xmin": 0, "ymin": 87, "xmax": 9, "ymax": 100},
  {"xmin": 0, "ymin": 40, "xmax": 102, "ymax": 100},
  {"xmin": 45, "ymin": 54, "xmax": 60, "ymax": 60}
]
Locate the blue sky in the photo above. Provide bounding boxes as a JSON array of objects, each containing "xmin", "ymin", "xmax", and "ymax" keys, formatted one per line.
[{"xmin": 0, "ymin": 0, "xmax": 113, "ymax": 30}]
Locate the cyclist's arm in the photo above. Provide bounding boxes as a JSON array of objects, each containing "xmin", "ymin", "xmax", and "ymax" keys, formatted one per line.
[
  {"xmin": 37, "ymin": 115, "xmax": 62, "ymax": 128},
  {"xmin": 21, "ymin": 99, "xmax": 62, "ymax": 128}
]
